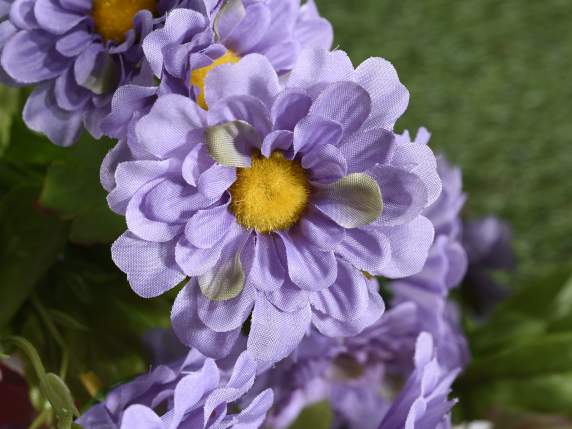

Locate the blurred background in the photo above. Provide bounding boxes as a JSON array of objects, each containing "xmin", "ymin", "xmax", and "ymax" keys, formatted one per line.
[{"xmin": 321, "ymin": 0, "xmax": 572, "ymax": 286}]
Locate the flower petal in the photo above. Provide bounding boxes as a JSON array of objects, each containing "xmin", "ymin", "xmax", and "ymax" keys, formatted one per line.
[
  {"xmin": 379, "ymin": 215, "xmax": 435, "ymax": 278},
  {"xmin": 338, "ymin": 127, "xmax": 395, "ymax": 174},
  {"xmin": 111, "ymin": 232, "xmax": 185, "ymax": 298},
  {"xmin": 172, "ymin": 280, "xmax": 241, "ymax": 358},
  {"xmin": 309, "ymin": 81, "xmax": 371, "ymax": 135},
  {"xmin": 356, "ymin": 57, "xmax": 409, "ymax": 131},
  {"xmin": 293, "ymin": 114, "xmax": 343, "ymax": 154},
  {"xmin": 34, "ymin": 0, "xmax": 86, "ymax": 35},
  {"xmin": 204, "ymin": 53, "xmax": 280, "ymax": 109},
  {"xmin": 248, "ymin": 295, "xmax": 311, "ymax": 363},
  {"xmin": 205, "ymin": 120, "xmax": 260, "ymax": 167},
  {"xmin": 279, "ymin": 233, "xmax": 337, "ymax": 291},
  {"xmin": 287, "ymin": 48, "xmax": 354, "ymax": 93},
  {"xmin": 197, "ymin": 282, "xmax": 255, "ymax": 332},
  {"xmin": 1, "ymin": 30, "xmax": 68, "ymax": 83},
  {"xmin": 208, "ymin": 95, "xmax": 272, "ymax": 138},
  {"xmin": 335, "ymin": 227, "xmax": 390, "ymax": 274},
  {"xmin": 310, "ymin": 261, "xmax": 369, "ymax": 322},
  {"xmin": 120, "ymin": 405, "xmax": 163, "ymax": 429},
  {"xmin": 271, "ymin": 88, "xmax": 312, "ymax": 131},
  {"xmin": 135, "ymin": 94, "xmax": 206, "ymax": 158},
  {"xmin": 260, "ymin": 130, "xmax": 294, "ymax": 158},
  {"xmin": 302, "ymin": 143, "xmax": 347, "ymax": 184},
  {"xmin": 23, "ymin": 82, "xmax": 83, "ymax": 147},
  {"xmin": 242, "ymin": 233, "xmax": 286, "ymax": 292},
  {"xmin": 313, "ymin": 173, "xmax": 383, "ymax": 228}
]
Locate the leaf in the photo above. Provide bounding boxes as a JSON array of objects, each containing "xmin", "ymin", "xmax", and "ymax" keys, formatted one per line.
[
  {"xmin": 461, "ymin": 333, "xmax": 572, "ymax": 383},
  {"xmin": 288, "ymin": 401, "xmax": 333, "ymax": 429},
  {"xmin": 40, "ymin": 135, "xmax": 124, "ymax": 244},
  {"xmin": 0, "ymin": 187, "xmax": 67, "ymax": 330},
  {"xmin": 0, "ymin": 86, "xmax": 20, "ymax": 156}
]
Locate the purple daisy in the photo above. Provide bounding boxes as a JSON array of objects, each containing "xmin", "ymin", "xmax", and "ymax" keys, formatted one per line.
[
  {"xmin": 255, "ymin": 331, "xmax": 458, "ymax": 429},
  {"xmin": 389, "ymin": 135, "xmax": 470, "ymax": 370},
  {"xmin": 77, "ymin": 350, "xmax": 273, "ymax": 429},
  {"xmin": 377, "ymin": 333, "xmax": 459, "ymax": 429},
  {"xmin": 0, "ymin": 0, "xmax": 16, "ymax": 84},
  {"xmin": 98, "ymin": 0, "xmax": 333, "ymax": 165},
  {"xmin": 0, "ymin": 0, "xmax": 202, "ymax": 146},
  {"xmin": 108, "ymin": 48, "xmax": 439, "ymax": 365}
]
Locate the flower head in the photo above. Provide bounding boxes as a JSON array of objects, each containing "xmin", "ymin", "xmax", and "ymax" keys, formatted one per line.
[
  {"xmin": 77, "ymin": 350, "xmax": 273, "ymax": 429},
  {"xmin": 0, "ymin": 0, "xmax": 201, "ymax": 146},
  {"xmin": 107, "ymin": 48, "xmax": 439, "ymax": 365}
]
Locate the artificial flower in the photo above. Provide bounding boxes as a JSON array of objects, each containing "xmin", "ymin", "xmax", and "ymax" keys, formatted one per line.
[
  {"xmin": 0, "ymin": 0, "xmax": 202, "ymax": 146},
  {"xmin": 108, "ymin": 48, "xmax": 439, "ymax": 364},
  {"xmin": 77, "ymin": 350, "xmax": 273, "ymax": 429}
]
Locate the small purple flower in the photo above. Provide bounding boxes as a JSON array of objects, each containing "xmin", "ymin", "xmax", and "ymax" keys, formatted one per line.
[
  {"xmin": 107, "ymin": 48, "xmax": 440, "ymax": 364},
  {"xmin": 77, "ymin": 350, "xmax": 273, "ymax": 429},
  {"xmin": 0, "ymin": 0, "xmax": 201, "ymax": 146},
  {"xmin": 0, "ymin": 0, "xmax": 16, "ymax": 84},
  {"xmin": 257, "ymin": 331, "xmax": 458, "ymax": 429},
  {"xmin": 462, "ymin": 216, "xmax": 514, "ymax": 317},
  {"xmin": 389, "ymin": 139, "xmax": 470, "ymax": 369},
  {"xmin": 377, "ymin": 333, "xmax": 459, "ymax": 429}
]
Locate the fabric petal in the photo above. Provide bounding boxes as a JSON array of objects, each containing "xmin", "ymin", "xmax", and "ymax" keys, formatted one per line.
[
  {"xmin": 310, "ymin": 261, "xmax": 369, "ymax": 322},
  {"xmin": 338, "ymin": 127, "xmax": 395, "ymax": 174},
  {"xmin": 356, "ymin": 57, "xmax": 410, "ymax": 131},
  {"xmin": 1, "ymin": 30, "xmax": 68, "ymax": 83},
  {"xmin": 265, "ymin": 279, "xmax": 308, "ymax": 313},
  {"xmin": 242, "ymin": 233, "xmax": 286, "ymax": 292},
  {"xmin": 279, "ymin": 233, "xmax": 337, "ymax": 291},
  {"xmin": 271, "ymin": 88, "xmax": 312, "ymax": 131},
  {"xmin": 23, "ymin": 82, "xmax": 83, "ymax": 147},
  {"xmin": 293, "ymin": 114, "xmax": 343, "ymax": 154},
  {"xmin": 379, "ymin": 215, "xmax": 435, "ymax": 278},
  {"xmin": 222, "ymin": 2, "xmax": 271, "ymax": 53},
  {"xmin": 196, "ymin": 283, "xmax": 255, "ymax": 332},
  {"xmin": 136, "ymin": 94, "xmax": 206, "ymax": 158},
  {"xmin": 248, "ymin": 295, "xmax": 311, "ymax": 363},
  {"xmin": 205, "ymin": 120, "xmax": 260, "ymax": 167},
  {"xmin": 120, "ymin": 405, "xmax": 163, "ymax": 429},
  {"xmin": 208, "ymin": 95, "xmax": 272, "ymax": 138},
  {"xmin": 172, "ymin": 281, "xmax": 241, "ymax": 359},
  {"xmin": 111, "ymin": 232, "xmax": 185, "ymax": 298},
  {"xmin": 313, "ymin": 173, "xmax": 383, "ymax": 228},
  {"xmin": 205, "ymin": 53, "xmax": 280, "ymax": 109},
  {"xmin": 309, "ymin": 81, "xmax": 371, "ymax": 136},
  {"xmin": 335, "ymin": 227, "xmax": 389, "ymax": 274},
  {"xmin": 287, "ymin": 48, "xmax": 354, "ymax": 93},
  {"xmin": 260, "ymin": 130, "xmax": 294, "ymax": 158},
  {"xmin": 302, "ymin": 143, "xmax": 347, "ymax": 183},
  {"xmin": 34, "ymin": 0, "xmax": 86, "ymax": 35}
]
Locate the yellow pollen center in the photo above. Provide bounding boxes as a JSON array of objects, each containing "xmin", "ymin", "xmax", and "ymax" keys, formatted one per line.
[
  {"xmin": 229, "ymin": 152, "xmax": 310, "ymax": 233},
  {"xmin": 92, "ymin": 0, "xmax": 157, "ymax": 43},
  {"xmin": 191, "ymin": 51, "xmax": 240, "ymax": 110}
]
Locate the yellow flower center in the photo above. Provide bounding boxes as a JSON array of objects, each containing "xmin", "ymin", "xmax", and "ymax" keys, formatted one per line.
[
  {"xmin": 229, "ymin": 152, "xmax": 310, "ymax": 233},
  {"xmin": 191, "ymin": 51, "xmax": 240, "ymax": 110},
  {"xmin": 92, "ymin": 0, "xmax": 157, "ymax": 43}
]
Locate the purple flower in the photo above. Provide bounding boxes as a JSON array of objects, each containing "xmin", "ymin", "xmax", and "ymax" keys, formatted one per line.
[
  {"xmin": 0, "ymin": 0, "xmax": 17, "ymax": 84},
  {"xmin": 462, "ymin": 216, "xmax": 514, "ymax": 317},
  {"xmin": 99, "ymin": 0, "xmax": 333, "ymax": 155},
  {"xmin": 77, "ymin": 350, "xmax": 273, "ymax": 429},
  {"xmin": 257, "ymin": 331, "xmax": 458, "ymax": 429},
  {"xmin": 389, "ymin": 137, "xmax": 469, "ymax": 369},
  {"xmin": 107, "ymin": 48, "xmax": 440, "ymax": 364},
  {"xmin": 0, "ymin": 0, "xmax": 200, "ymax": 146},
  {"xmin": 377, "ymin": 333, "xmax": 459, "ymax": 429}
]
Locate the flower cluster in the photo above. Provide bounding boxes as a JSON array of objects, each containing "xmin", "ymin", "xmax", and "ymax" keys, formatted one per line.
[
  {"xmin": 1, "ymin": 0, "xmax": 483, "ymax": 427},
  {"xmin": 78, "ymin": 350, "xmax": 273, "ymax": 429}
]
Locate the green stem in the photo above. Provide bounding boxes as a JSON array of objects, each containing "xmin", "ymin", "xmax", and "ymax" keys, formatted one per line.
[
  {"xmin": 28, "ymin": 406, "xmax": 50, "ymax": 429},
  {"xmin": 30, "ymin": 295, "xmax": 69, "ymax": 379}
]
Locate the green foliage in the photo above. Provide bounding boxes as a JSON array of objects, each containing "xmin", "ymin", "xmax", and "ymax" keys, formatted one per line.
[
  {"xmin": 458, "ymin": 270, "xmax": 572, "ymax": 420},
  {"xmin": 288, "ymin": 401, "xmax": 333, "ymax": 429},
  {"xmin": 1, "ymin": 336, "xmax": 79, "ymax": 429},
  {"xmin": 0, "ymin": 187, "xmax": 67, "ymax": 330},
  {"xmin": 39, "ymin": 135, "xmax": 125, "ymax": 244},
  {"xmin": 0, "ymin": 87, "xmax": 19, "ymax": 155}
]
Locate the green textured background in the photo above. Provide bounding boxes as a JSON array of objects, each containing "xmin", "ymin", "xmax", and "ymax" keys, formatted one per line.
[{"xmin": 320, "ymin": 0, "xmax": 572, "ymax": 285}]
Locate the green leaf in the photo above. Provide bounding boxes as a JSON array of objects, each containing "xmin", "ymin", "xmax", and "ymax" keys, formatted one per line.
[
  {"xmin": 288, "ymin": 401, "xmax": 333, "ymax": 429},
  {"xmin": 0, "ymin": 187, "xmax": 67, "ymax": 330},
  {"xmin": 462, "ymin": 333, "xmax": 572, "ymax": 383},
  {"xmin": 0, "ymin": 86, "xmax": 20, "ymax": 156},
  {"xmin": 40, "ymin": 135, "xmax": 124, "ymax": 244}
]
